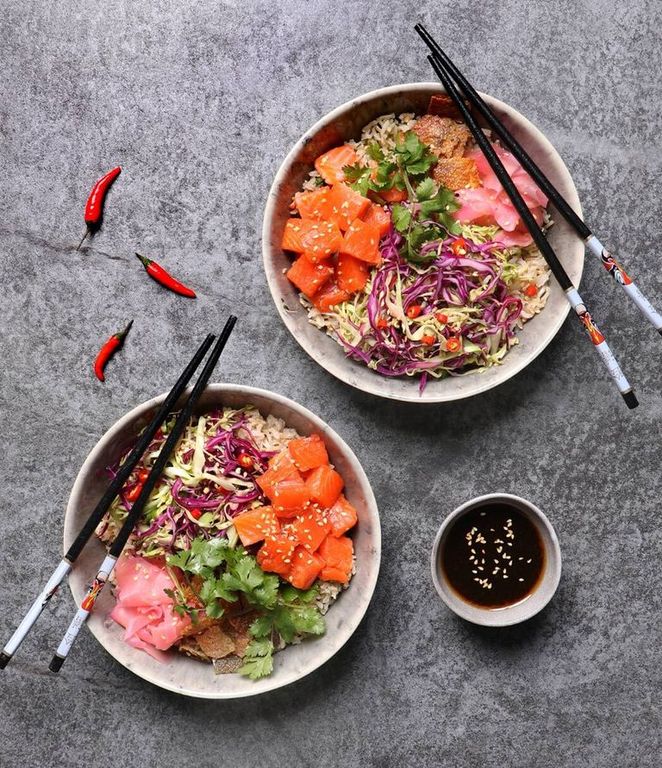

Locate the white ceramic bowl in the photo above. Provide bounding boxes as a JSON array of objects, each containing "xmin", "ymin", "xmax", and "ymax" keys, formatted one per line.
[
  {"xmin": 262, "ymin": 82, "xmax": 584, "ymax": 403},
  {"xmin": 430, "ymin": 493, "xmax": 561, "ymax": 626},
  {"xmin": 63, "ymin": 384, "xmax": 381, "ymax": 698}
]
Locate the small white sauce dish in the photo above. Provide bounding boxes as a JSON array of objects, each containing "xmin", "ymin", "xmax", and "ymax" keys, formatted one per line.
[{"xmin": 431, "ymin": 493, "xmax": 561, "ymax": 627}]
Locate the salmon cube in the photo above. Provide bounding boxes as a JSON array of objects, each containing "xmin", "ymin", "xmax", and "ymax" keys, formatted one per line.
[
  {"xmin": 337, "ymin": 253, "xmax": 369, "ymax": 293},
  {"xmin": 312, "ymin": 280, "xmax": 350, "ymax": 312},
  {"xmin": 270, "ymin": 477, "xmax": 311, "ymax": 513},
  {"xmin": 281, "ymin": 219, "xmax": 342, "ymax": 259},
  {"xmin": 233, "ymin": 506, "xmax": 280, "ymax": 546},
  {"xmin": 340, "ymin": 218, "xmax": 381, "ymax": 265},
  {"xmin": 319, "ymin": 535, "xmax": 354, "ymax": 584},
  {"xmin": 327, "ymin": 494, "xmax": 358, "ymax": 537},
  {"xmin": 290, "ymin": 509, "xmax": 332, "ymax": 552},
  {"xmin": 305, "ymin": 464, "xmax": 344, "ymax": 509},
  {"xmin": 257, "ymin": 451, "xmax": 309, "ymax": 514},
  {"xmin": 286, "ymin": 546, "xmax": 324, "ymax": 589},
  {"xmin": 314, "ymin": 145, "xmax": 359, "ymax": 185},
  {"xmin": 294, "ymin": 187, "xmax": 332, "ymax": 219},
  {"xmin": 257, "ymin": 534, "xmax": 297, "ymax": 577},
  {"xmin": 319, "ymin": 183, "xmax": 371, "ymax": 232},
  {"xmin": 288, "ymin": 434, "xmax": 329, "ymax": 472},
  {"xmin": 361, "ymin": 203, "xmax": 391, "ymax": 238},
  {"xmin": 286, "ymin": 256, "xmax": 334, "ymax": 298}
]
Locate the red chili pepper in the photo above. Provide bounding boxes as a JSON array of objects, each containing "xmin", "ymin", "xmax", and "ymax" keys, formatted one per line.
[
  {"xmin": 189, "ymin": 509, "xmax": 202, "ymax": 520},
  {"xmin": 125, "ymin": 483, "xmax": 143, "ymax": 503},
  {"xmin": 421, "ymin": 334, "xmax": 436, "ymax": 345},
  {"xmin": 446, "ymin": 336, "xmax": 462, "ymax": 353},
  {"xmin": 450, "ymin": 237, "xmax": 469, "ymax": 257},
  {"xmin": 524, "ymin": 282, "xmax": 538, "ymax": 297},
  {"xmin": 93, "ymin": 320, "xmax": 133, "ymax": 382},
  {"xmin": 76, "ymin": 166, "xmax": 122, "ymax": 250},
  {"xmin": 406, "ymin": 304, "xmax": 423, "ymax": 319},
  {"xmin": 237, "ymin": 453, "xmax": 254, "ymax": 470},
  {"xmin": 435, "ymin": 312, "xmax": 448, "ymax": 324},
  {"xmin": 376, "ymin": 317, "xmax": 389, "ymax": 329},
  {"xmin": 137, "ymin": 469, "xmax": 150, "ymax": 483},
  {"xmin": 135, "ymin": 253, "xmax": 197, "ymax": 298}
]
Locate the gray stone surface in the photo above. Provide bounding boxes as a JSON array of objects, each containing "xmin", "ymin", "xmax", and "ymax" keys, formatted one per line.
[{"xmin": 0, "ymin": 0, "xmax": 661, "ymax": 765}]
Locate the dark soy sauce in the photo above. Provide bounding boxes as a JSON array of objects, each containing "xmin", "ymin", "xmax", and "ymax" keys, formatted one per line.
[{"xmin": 441, "ymin": 502, "xmax": 545, "ymax": 608}]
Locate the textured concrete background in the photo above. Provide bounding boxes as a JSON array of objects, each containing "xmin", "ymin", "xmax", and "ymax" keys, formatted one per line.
[{"xmin": 1, "ymin": 1, "xmax": 661, "ymax": 766}]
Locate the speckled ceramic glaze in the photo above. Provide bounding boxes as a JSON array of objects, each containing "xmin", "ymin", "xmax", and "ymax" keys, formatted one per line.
[
  {"xmin": 262, "ymin": 83, "xmax": 585, "ymax": 402},
  {"xmin": 63, "ymin": 385, "xmax": 381, "ymax": 699},
  {"xmin": 430, "ymin": 493, "xmax": 561, "ymax": 626}
]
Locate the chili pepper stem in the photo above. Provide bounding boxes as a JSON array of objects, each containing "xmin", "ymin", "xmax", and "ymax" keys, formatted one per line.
[
  {"xmin": 117, "ymin": 319, "xmax": 134, "ymax": 340},
  {"xmin": 75, "ymin": 228, "xmax": 89, "ymax": 251},
  {"xmin": 135, "ymin": 252, "xmax": 150, "ymax": 268}
]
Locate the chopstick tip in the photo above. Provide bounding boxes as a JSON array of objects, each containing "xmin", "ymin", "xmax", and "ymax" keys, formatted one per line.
[
  {"xmin": 622, "ymin": 390, "xmax": 639, "ymax": 410},
  {"xmin": 0, "ymin": 651, "xmax": 11, "ymax": 669},
  {"xmin": 49, "ymin": 654, "xmax": 65, "ymax": 673}
]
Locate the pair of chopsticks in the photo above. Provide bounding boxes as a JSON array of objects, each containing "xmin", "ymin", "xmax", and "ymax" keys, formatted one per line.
[
  {"xmin": 0, "ymin": 316, "xmax": 237, "ymax": 672},
  {"xmin": 416, "ymin": 23, "xmax": 662, "ymax": 409}
]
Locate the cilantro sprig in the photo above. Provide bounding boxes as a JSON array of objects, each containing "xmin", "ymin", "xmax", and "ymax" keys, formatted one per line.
[
  {"xmin": 343, "ymin": 131, "xmax": 437, "ymax": 198},
  {"xmin": 342, "ymin": 132, "xmax": 461, "ymax": 263},
  {"xmin": 166, "ymin": 536, "xmax": 327, "ymax": 679},
  {"xmin": 392, "ymin": 177, "xmax": 461, "ymax": 263},
  {"xmin": 238, "ymin": 586, "xmax": 323, "ymax": 679},
  {"xmin": 167, "ymin": 538, "xmax": 280, "ymax": 617}
]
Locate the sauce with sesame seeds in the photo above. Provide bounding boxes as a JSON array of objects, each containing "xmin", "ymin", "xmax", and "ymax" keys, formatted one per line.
[{"xmin": 440, "ymin": 503, "xmax": 544, "ymax": 608}]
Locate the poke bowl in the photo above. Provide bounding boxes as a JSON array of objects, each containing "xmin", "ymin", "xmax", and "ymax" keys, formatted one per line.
[
  {"xmin": 262, "ymin": 83, "xmax": 584, "ymax": 403},
  {"xmin": 64, "ymin": 384, "xmax": 381, "ymax": 699}
]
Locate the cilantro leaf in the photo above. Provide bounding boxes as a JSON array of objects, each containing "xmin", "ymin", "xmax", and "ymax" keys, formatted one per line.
[
  {"xmin": 288, "ymin": 605, "xmax": 325, "ymax": 636},
  {"xmin": 204, "ymin": 600, "xmax": 225, "ymax": 619},
  {"xmin": 249, "ymin": 614, "xmax": 274, "ymax": 639},
  {"xmin": 391, "ymin": 204, "xmax": 411, "ymax": 233},
  {"xmin": 342, "ymin": 162, "xmax": 369, "ymax": 182},
  {"xmin": 249, "ymin": 586, "xmax": 325, "ymax": 643},
  {"xmin": 415, "ymin": 177, "xmax": 436, "ymax": 201},
  {"xmin": 366, "ymin": 142, "xmax": 385, "ymax": 162},
  {"xmin": 166, "ymin": 537, "xmax": 234, "ymax": 578},
  {"xmin": 198, "ymin": 578, "xmax": 233, "ymax": 605},
  {"xmin": 419, "ymin": 186, "xmax": 459, "ymax": 218},
  {"xmin": 279, "ymin": 584, "xmax": 319, "ymax": 604},
  {"xmin": 238, "ymin": 639, "xmax": 274, "ymax": 680},
  {"xmin": 221, "ymin": 557, "xmax": 279, "ymax": 609},
  {"xmin": 343, "ymin": 162, "xmax": 372, "ymax": 196},
  {"xmin": 371, "ymin": 161, "xmax": 397, "ymax": 190},
  {"xmin": 394, "ymin": 131, "xmax": 437, "ymax": 178}
]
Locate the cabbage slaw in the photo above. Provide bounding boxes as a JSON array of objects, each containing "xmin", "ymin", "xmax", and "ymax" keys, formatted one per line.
[{"xmin": 96, "ymin": 408, "xmax": 276, "ymax": 557}]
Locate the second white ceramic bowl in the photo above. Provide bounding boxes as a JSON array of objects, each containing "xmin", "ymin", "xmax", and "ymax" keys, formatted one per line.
[{"xmin": 262, "ymin": 82, "xmax": 584, "ymax": 403}]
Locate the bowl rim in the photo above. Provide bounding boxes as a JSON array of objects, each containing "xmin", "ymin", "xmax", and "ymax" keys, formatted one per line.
[
  {"xmin": 262, "ymin": 81, "xmax": 584, "ymax": 403},
  {"xmin": 430, "ymin": 492, "xmax": 562, "ymax": 626},
  {"xmin": 63, "ymin": 383, "xmax": 381, "ymax": 698}
]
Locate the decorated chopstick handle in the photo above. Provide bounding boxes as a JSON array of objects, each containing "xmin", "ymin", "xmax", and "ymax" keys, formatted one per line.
[
  {"xmin": 49, "ymin": 554, "xmax": 117, "ymax": 672},
  {"xmin": 566, "ymin": 288, "xmax": 638, "ymax": 409},
  {"xmin": 0, "ymin": 559, "xmax": 72, "ymax": 669},
  {"xmin": 585, "ymin": 236, "xmax": 662, "ymax": 333}
]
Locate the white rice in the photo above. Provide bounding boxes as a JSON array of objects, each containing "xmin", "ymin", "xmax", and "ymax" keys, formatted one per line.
[
  {"xmin": 242, "ymin": 408, "xmax": 300, "ymax": 453},
  {"xmin": 349, "ymin": 112, "xmax": 418, "ymax": 163}
]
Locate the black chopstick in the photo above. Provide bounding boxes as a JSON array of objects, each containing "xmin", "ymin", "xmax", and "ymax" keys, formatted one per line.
[
  {"xmin": 426, "ymin": 53, "xmax": 638, "ymax": 409},
  {"xmin": 415, "ymin": 22, "xmax": 662, "ymax": 336},
  {"xmin": 49, "ymin": 315, "xmax": 237, "ymax": 672},
  {"xmin": 0, "ymin": 332, "xmax": 216, "ymax": 670}
]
